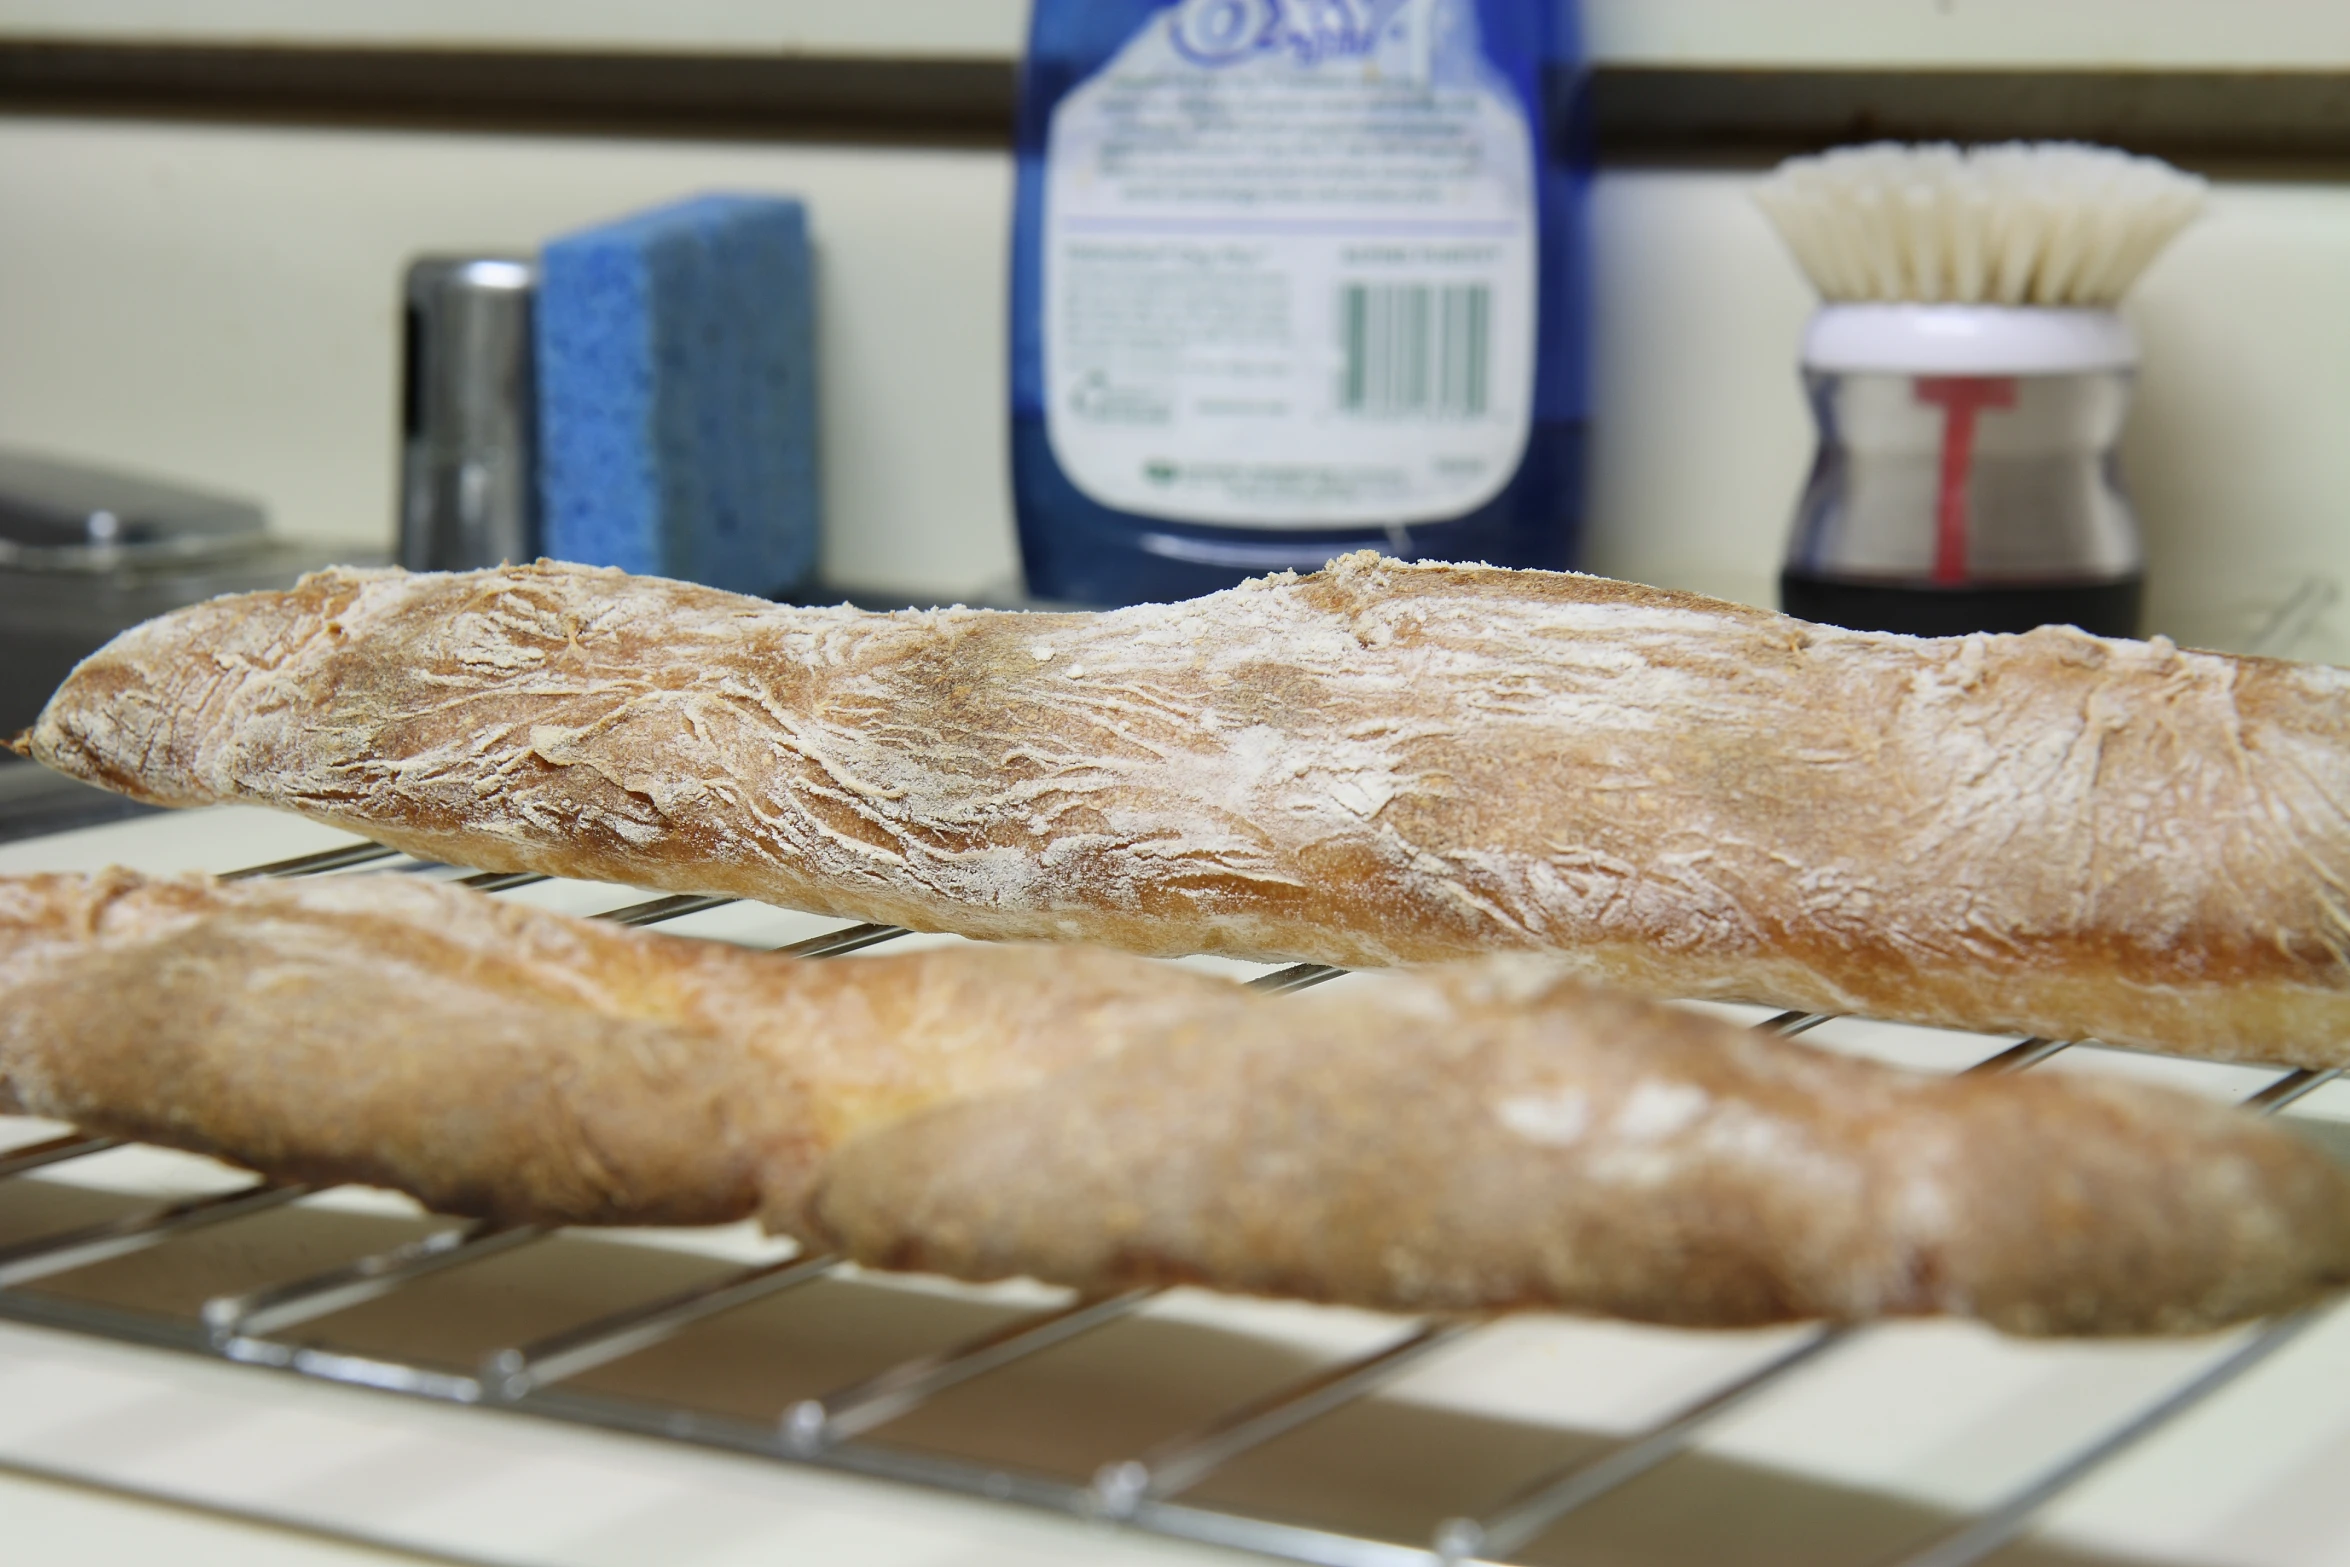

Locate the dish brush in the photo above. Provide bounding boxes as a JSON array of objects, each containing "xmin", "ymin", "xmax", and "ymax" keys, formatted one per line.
[{"xmin": 1754, "ymin": 140, "xmax": 2205, "ymax": 308}]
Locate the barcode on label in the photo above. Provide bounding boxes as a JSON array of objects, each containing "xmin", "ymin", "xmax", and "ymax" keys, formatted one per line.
[{"xmin": 1337, "ymin": 283, "xmax": 1491, "ymax": 418}]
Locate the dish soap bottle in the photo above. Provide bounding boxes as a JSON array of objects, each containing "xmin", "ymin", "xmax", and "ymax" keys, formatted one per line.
[{"xmin": 1011, "ymin": 0, "xmax": 1588, "ymax": 605}]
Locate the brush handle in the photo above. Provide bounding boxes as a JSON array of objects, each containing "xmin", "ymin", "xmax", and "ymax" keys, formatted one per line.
[{"xmin": 1783, "ymin": 307, "xmax": 2142, "ymax": 631}]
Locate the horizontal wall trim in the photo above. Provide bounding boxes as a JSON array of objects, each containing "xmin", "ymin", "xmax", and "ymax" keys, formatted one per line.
[
  {"xmin": 5, "ymin": 42, "xmax": 2350, "ymax": 165},
  {"xmin": 0, "ymin": 42, "xmax": 1019, "ymax": 146},
  {"xmin": 1595, "ymin": 67, "xmax": 2350, "ymax": 166}
]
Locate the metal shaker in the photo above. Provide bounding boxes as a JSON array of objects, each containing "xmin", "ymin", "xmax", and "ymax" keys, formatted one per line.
[{"xmin": 399, "ymin": 257, "xmax": 538, "ymax": 571}]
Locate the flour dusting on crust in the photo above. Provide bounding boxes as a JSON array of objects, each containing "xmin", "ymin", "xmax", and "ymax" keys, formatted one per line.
[{"xmin": 27, "ymin": 553, "xmax": 2350, "ymax": 1061}]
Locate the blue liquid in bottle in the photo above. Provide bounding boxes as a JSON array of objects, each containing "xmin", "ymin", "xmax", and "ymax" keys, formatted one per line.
[{"xmin": 1012, "ymin": 0, "xmax": 1589, "ymax": 605}]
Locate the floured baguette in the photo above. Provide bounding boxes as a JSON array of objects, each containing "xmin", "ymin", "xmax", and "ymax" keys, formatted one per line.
[
  {"xmin": 20, "ymin": 555, "xmax": 2350, "ymax": 1064},
  {"xmin": 4, "ymin": 869, "xmax": 2348, "ymax": 1336}
]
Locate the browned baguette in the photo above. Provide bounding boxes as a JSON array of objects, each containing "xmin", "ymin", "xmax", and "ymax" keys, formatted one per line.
[
  {"xmin": 4, "ymin": 870, "xmax": 2347, "ymax": 1336},
  {"xmin": 0, "ymin": 869, "xmax": 1227, "ymax": 1227},
  {"xmin": 20, "ymin": 555, "xmax": 2350, "ymax": 1064}
]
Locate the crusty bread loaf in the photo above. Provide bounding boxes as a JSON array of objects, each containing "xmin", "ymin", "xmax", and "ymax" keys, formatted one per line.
[
  {"xmin": 4, "ymin": 869, "xmax": 2347, "ymax": 1336},
  {"xmin": 21, "ymin": 555, "xmax": 2350, "ymax": 1064}
]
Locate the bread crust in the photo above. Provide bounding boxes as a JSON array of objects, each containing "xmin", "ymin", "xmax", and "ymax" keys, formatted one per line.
[
  {"xmin": 24, "ymin": 555, "xmax": 2350, "ymax": 1062},
  {"xmin": 4, "ymin": 870, "xmax": 2346, "ymax": 1335}
]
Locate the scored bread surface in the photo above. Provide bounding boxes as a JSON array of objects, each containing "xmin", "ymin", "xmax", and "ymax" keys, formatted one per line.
[
  {"xmin": 4, "ymin": 869, "xmax": 2348, "ymax": 1336},
  {"xmin": 24, "ymin": 554, "xmax": 2350, "ymax": 1063}
]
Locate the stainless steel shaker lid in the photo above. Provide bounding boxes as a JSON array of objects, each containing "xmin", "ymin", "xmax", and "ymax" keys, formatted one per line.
[{"xmin": 0, "ymin": 449, "xmax": 268, "ymax": 572}]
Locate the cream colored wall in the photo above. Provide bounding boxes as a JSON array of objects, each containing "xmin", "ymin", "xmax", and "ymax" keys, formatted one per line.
[
  {"xmin": 1587, "ymin": 0, "xmax": 2350, "ymax": 68},
  {"xmin": 7, "ymin": 115, "xmax": 2349, "ymax": 649},
  {"xmin": 9, "ymin": 0, "xmax": 2350, "ymax": 69},
  {"xmin": 1581, "ymin": 173, "xmax": 1816, "ymax": 615},
  {"xmin": 0, "ymin": 119, "xmax": 1015, "ymax": 599}
]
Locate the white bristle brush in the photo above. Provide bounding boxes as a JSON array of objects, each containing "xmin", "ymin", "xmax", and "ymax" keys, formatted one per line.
[{"xmin": 1755, "ymin": 141, "xmax": 2206, "ymax": 308}]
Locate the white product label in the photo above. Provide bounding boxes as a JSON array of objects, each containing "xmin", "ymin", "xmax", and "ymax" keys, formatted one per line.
[{"xmin": 1042, "ymin": 0, "xmax": 1537, "ymax": 529}]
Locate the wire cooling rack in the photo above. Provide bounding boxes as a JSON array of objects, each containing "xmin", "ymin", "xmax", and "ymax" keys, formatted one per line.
[{"xmin": 1, "ymin": 835, "xmax": 2344, "ymax": 1567}]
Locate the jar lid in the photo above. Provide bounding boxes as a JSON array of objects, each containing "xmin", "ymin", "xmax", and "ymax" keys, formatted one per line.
[
  {"xmin": 1802, "ymin": 304, "xmax": 2139, "ymax": 376},
  {"xmin": 0, "ymin": 450, "xmax": 267, "ymax": 573}
]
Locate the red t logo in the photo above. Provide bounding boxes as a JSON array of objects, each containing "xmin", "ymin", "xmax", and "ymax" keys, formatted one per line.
[{"xmin": 1914, "ymin": 376, "xmax": 2019, "ymax": 585}]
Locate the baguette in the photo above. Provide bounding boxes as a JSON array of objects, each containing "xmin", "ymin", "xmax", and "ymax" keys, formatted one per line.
[
  {"xmin": 4, "ymin": 869, "xmax": 2348, "ymax": 1336},
  {"xmin": 21, "ymin": 554, "xmax": 2350, "ymax": 1064}
]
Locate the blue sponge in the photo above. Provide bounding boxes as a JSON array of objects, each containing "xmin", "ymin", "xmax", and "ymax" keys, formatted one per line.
[{"xmin": 537, "ymin": 194, "xmax": 819, "ymax": 597}]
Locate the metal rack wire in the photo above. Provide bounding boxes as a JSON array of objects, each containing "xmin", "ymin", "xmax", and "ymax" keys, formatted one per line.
[{"xmin": 1, "ymin": 838, "xmax": 2342, "ymax": 1567}]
